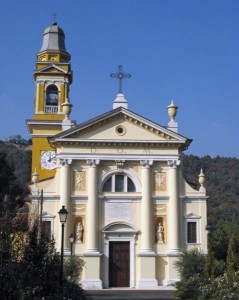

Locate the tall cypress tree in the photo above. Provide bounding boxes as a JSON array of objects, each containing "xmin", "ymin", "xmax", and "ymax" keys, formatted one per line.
[{"xmin": 226, "ymin": 231, "xmax": 238, "ymax": 274}]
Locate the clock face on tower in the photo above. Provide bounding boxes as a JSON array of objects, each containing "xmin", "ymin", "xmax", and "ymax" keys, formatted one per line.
[{"xmin": 40, "ymin": 151, "xmax": 57, "ymax": 170}]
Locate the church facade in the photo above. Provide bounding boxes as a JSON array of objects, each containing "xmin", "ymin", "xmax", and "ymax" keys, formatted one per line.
[{"xmin": 27, "ymin": 22, "xmax": 208, "ymax": 289}]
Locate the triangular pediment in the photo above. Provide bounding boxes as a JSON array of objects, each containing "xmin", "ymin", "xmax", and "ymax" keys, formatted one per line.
[
  {"xmin": 50, "ymin": 107, "xmax": 191, "ymax": 148},
  {"xmin": 36, "ymin": 64, "xmax": 67, "ymax": 74}
]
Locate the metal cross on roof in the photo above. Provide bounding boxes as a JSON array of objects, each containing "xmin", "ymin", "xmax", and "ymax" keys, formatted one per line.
[
  {"xmin": 110, "ymin": 65, "xmax": 131, "ymax": 94},
  {"xmin": 53, "ymin": 13, "xmax": 57, "ymax": 22}
]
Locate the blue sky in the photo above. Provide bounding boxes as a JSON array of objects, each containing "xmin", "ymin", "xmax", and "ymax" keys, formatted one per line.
[{"xmin": 0, "ymin": 0, "xmax": 238, "ymax": 158}]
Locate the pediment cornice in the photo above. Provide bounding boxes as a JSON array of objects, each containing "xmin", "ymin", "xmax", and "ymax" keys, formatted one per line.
[
  {"xmin": 34, "ymin": 64, "xmax": 68, "ymax": 74},
  {"xmin": 50, "ymin": 107, "xmax": 192, "ymax": 151}
]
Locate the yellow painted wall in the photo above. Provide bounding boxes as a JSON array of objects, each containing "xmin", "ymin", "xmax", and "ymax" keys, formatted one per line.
[{"xmin": 32, "ymin": 137, "xmax": 56, "ymax": 180}]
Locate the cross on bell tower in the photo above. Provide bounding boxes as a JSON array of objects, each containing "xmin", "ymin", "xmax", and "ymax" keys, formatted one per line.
[{"xmin": 110, "ymin": 65, "xmax": 131, "ymax": 94}]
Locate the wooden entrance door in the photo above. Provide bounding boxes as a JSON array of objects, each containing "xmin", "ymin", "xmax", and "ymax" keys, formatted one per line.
[{"xmin": 109, "ymin": 241, "xmax": 130, "ymax": 287}]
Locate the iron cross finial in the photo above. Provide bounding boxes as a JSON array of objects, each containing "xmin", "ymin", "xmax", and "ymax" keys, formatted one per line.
[
  {"xmin": 53, "ymin": 13, "xmax": 57, "ymax": 22},
  {"xmin": 110, "ymin": 65, "xmax": 131, "ymax": 94}
]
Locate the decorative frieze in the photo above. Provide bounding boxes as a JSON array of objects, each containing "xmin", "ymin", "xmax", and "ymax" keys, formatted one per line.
[
  {"xmin": 153, "ymin": 204, "xmax": 167, "ymax": 215},
  {"xmin": 73, "ymin": 171, "xmax": 86, "ymax": 191},
  {"xmin": 154, "ymin": 172, "xmax": 167, "ymax": 191},
  {"xmin": 72, "ymin": 204, "xmax": 86, "ymax": 214}
]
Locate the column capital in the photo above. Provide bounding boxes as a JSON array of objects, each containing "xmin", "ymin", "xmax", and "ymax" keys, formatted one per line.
[
  {"xmin": 60, "ymin": 158, "xmax": 72, "ymax": 166},
  {"xmin": 140, "ymin": 160, "xmax": 153, "ymax": 168},
  {"xmin": 87, "ymin": 159, "xmax": 100, "ymax": 167},
  {"xmin": 167, "ymin": 159, "xmax": 180, "ymax": 168},
  {"xmin": 36, "ymin": 79, "xmax": 45, "ymax": 84}
]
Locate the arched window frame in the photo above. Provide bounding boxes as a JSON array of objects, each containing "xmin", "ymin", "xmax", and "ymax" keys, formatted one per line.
[
  {"xmin": 100, "ymin": 170, "xmax": 141, "ymax": 193},
  {"xmin": 44, "ymin": 83, "xmax": 59, "ymax": 113}
]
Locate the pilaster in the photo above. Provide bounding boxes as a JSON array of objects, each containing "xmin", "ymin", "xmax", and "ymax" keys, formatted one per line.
[
  {"xmin": 59, "ymin": 159, "xmax": 72, "ymax": 254},
  {"xmin": 139, "ymin": 160, "xmax": 154, "ymax": 254},
  {"xmin": 137, "ymin": 160, "xmax": 157, "ymax": 288},
  {"xmin": 167, "ymin": 159, "xmax": 180, "ymax": 255},
  {"xmin": 85, "ymin": 159, "xmax": 100, "ymax": 255}
]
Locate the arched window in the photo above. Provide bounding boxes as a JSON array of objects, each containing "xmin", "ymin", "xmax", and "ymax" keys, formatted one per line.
[
  {"xmin": 45, "ymin": 84, "xmax": 59, "ymax": 113},
  {"xmin": 102, "ymin": 174, "xmax": 136, "ymax": 192}
]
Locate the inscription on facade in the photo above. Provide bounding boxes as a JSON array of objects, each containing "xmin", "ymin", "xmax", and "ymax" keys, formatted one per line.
[{"xmin": 106, "ymin": 202, "xmax": 132, "ymax": 222}]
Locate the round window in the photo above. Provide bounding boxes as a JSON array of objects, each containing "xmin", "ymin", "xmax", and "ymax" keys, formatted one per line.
[{"xmin": 115, "ymin": 125, "xmax": 126, "ymax": 136}]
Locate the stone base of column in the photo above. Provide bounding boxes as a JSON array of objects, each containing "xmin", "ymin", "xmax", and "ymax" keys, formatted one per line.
[
  {"xmin": 84, "ymin": 249, "xmax": 101, "ymax": 256},
  {"xmin": 137, "ymin": 278, "xmax": 158, "ymax": 288},
  {"xmin": 136, "ymin": 256, "xmax": 158, "ymax": 288},
  {"xmin": 162, "ymin": 278, "xmax": 179, "ymax": 286},
  {"xmin": 81, "ymin": 256, "xmax": 102, "ymax": 290},
  {"xmin": 139, "ymin": 249, "xmax": 156, "ymax": 256},
  {"xmin": 56, "ymin": 248, "xmax": 71, "ymax": 256},
  {"xmin": 167, "ymin": 249, "xmax": 181, "ymax": 256},
  {"xmin": 81, "ymin": 279, "xmax": 102, "ymax": 290},
  {"xmin": 164, "ymin": 256, "xmax": 180, "ymax": 285}
]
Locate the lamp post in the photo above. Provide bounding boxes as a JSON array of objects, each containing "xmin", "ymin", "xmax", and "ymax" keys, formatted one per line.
[
  {"xmin": 69, "ymin": 233, "xmax": 74, "ymax": 256},
  {"xmin": 58, "ymin": 205, "xmax": 68, "ymax": 287},
  {"xmin": 31, "ymin": 169, "xmax": 44, "ymax": 240}
]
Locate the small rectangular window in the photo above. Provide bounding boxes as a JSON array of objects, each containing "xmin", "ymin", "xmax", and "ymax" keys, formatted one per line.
[{"xmin": 187, "ymin": 222, "xmax": 197, "ymax": 243}]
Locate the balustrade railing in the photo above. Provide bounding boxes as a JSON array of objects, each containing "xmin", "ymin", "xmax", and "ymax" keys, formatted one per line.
[{"xmin": 45, "ymin": 105, "xmax": 58, "ymax": 113}]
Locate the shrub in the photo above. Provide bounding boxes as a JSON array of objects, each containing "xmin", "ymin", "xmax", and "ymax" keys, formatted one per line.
[
  {"xmin": 201, "ymin": 272, "xmax": 239, "ymax": 300},
  {"xmin": 174, "ymin": 249, "xmax": 206, "ymax": 300},
  {"xmin": 174, "ymin": 248, "xmax": 206, "ymax": 280},
  {"xmin": 64, "ymin": 256, "xmax": 85, "ymax": 283}
]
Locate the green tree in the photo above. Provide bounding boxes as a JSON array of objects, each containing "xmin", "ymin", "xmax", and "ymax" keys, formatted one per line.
[
  {"xmin": 0, "ymin": 151, "xmax": 26, "ymax": 213},
  {"xmin": 205, "ymin": 237, "xmax": 215, "ymax": 278},
  {"xmin": 226, "ymin": 231, "xmax": 239, "ymax": 274}
]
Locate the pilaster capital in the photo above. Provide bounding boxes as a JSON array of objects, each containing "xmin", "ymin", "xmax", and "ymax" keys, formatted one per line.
[
  {"xmin": 87, "ymin": 159, "xmax": 100, "ymax": 167},
  {"xmin": 36, "ymin": 79, "xmax": 45, "ymax": 84},
  {"xmin": 140, "ymin": 160, "xmax": 153, "ymax": 168},
  {"xmin": 167, "ymin": 160, "xmax": 180, "ymax": 168},
  {"xmin": 60, "ymin": 158, "xmax": 72, "ymax": 167}
]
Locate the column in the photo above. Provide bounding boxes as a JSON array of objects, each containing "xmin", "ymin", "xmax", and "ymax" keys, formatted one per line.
[
  {"xmin": 82, "ymin": 159, "xmax": 102, "ymax": 289},
  {"xmin": 140, "ymin": 160, "xmax": 154, "ymax": 253},
  {"xmin": 59, "ymin": 159, "xmax": 72, "ymax": 253},
  {"xmin": 137, "ymin": 160, "xmax": 157, "ymax": 288},
  {"xmin": 167, "ymin": 160, "xmax": 180, "ymax": 255},
  {"xmin": 85, "ymin": 159, "xmax": 100, "ymax": 254}
]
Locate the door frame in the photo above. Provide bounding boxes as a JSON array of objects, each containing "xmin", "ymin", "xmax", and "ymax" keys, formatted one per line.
[{"xmin": 102, "ymin": 222, "xmax": 138, "ymax": 288}]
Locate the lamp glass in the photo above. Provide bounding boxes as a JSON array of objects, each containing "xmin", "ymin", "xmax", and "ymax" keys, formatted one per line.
[
  {"xmin": 58, "ymin": 205, "xmax": 68, "ymax": 223},
  {"xmin": 69, "ymin": 233, "xmax": 74, "ymax": 243}
]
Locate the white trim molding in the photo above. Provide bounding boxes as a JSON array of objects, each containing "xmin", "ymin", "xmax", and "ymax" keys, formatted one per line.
[{"xmin": 102, "ymin": 222, "xmax": 138, "ymax": 288}]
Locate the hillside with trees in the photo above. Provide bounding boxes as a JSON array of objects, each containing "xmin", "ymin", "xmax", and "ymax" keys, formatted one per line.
[{"xmin": 182, "ymin": 154, "xmax": 239, "ymax": 226}]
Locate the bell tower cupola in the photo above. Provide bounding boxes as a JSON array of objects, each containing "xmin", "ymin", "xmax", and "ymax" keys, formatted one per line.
[{"xmin": 38, "ymin": 21, "xmax": 70, "ymax": 63}]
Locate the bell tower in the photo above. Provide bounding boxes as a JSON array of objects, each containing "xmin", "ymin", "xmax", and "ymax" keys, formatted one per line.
[{"xmin": 27, "ymin": 22, "xmax": 75, "ymax": 180}]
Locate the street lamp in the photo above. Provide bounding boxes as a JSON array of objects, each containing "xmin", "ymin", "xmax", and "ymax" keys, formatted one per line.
[
  {"xmin": 58, "ymin": 205, "xmax": 68, "ymax": 287},
  {"xmin": 69, "ymin": 233, "xmax": 74, "ymax": 256}
]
